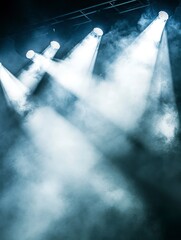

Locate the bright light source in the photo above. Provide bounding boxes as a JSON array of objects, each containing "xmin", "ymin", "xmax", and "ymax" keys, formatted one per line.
[
  {"xmin": 93, "ymin": 28, "xmax": 103, "ymax": 37},
  {"xmin": 158, "ymin": 11, "xmax": 169, "ymax": 21},
  {"xmin": 50, "ymin": 41, "xmax": 60, "ymax": 50},
  {"xmin": 26, "ymin": 50, "xmax": 35, "ymax": 59},
  {"xmin": 20, "ymin": 41, "xmax": 60, "ymax": 93}
]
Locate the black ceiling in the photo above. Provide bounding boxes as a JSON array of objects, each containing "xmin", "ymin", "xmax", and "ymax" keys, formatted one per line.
[{"xmin": 0, "ymin": 0, "xmax": 180, "ymax": 38}]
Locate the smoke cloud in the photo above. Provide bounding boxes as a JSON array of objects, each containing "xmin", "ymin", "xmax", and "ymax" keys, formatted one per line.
[{"xmin": 1, "ymin": 8, "xmax": 181, "ymax": 240}]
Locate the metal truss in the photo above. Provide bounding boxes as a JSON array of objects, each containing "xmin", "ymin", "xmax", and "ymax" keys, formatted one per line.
[{"xmin": 31, "ymin": 0, "xmax": 151, "ymax": 28}]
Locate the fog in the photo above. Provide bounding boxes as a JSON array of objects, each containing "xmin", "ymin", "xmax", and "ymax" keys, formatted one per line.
[{"xmin": 0, "ymin": 9, "xmax": 181, "ymax": 240}]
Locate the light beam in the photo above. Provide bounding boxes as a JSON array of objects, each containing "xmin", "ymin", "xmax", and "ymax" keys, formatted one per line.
[
  {"xmin": 146, "ymin": 29, "xmax": 179, "ymax": 143},
  {"xmin": 19, "ymin": 41, "xmax": 61, "ymax": 93},
  {"xmin": 0, "ymin": 64, "xmax": 29, "ymax": 113},
  {"xmin": 45, "ymin": 28, "xmax": 103, "ymax": 97},
  {"xmin": 87, "ymin": 13, "xmax": 169, "ymax": 130}
]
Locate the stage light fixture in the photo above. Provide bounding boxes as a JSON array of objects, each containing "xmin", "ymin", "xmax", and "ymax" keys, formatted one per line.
[
  {"xmin": 26, "ymin": 50, "xmax": 35, "ymax": 59},
  {"xmin": 93, "ymin": 28, "xmax": 104, "ymax": 37},
  {"xmin": 50, "ymin": 41, "xmax": 60, "ymax": 50},
  {"xmin": 158, "ymin": 11, "xmax": 169, "ymax": 22}
]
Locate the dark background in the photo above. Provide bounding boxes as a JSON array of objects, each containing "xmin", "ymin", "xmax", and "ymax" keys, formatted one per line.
[{"xmin": 0, "ymin": 1, "xmax": 181, "ymax": 240}]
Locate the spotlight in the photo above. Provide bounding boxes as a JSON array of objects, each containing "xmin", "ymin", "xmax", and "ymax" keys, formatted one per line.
[
  {"xmin": 50, "ymin": 41, "xmax": 60, "ymax": 50},
  {"xmin": 26, "ymin": 50, "xmax": 35, "ymax": 59},
  {"xmin": 158, "ymin": 11, "xmax": 169, "ymax": 21},
  {"xmin": 93, "ymin": 28, "xmax": 104, "ymax": 37}
]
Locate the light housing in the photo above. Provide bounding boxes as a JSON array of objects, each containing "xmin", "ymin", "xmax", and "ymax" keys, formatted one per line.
[
  {"xmin": 26, "ymin": 50, "xmax": 35, "ymax": 59},
  {"xmin": 93, "ymin": 28, "xmax": 104, "ymax": 37},
  {"xmin": 158, "ymin": 11, "xmax": 169, "ymax": 22},
  {"xmin": 50, "ymin": 41, "xmax": 60, "ymax": 50}
]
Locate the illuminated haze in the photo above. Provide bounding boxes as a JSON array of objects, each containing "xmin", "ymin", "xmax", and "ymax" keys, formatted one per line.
[{"xmin": 0, "ymin": 9, "xmax": 181, "ymax": 240}]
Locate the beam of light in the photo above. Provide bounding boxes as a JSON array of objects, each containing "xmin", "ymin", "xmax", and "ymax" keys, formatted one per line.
[
  {"xmin": 63, "ymin": 27, "xmax": 103, "ymax": 74},
  {"xmin": 87, "ymin": 13, "xmax": 169, "ymax": 131},
  {"xmin": 18, "ymin": 41, "xmax": 60, "ymax": 93},
  {"xmin": 0, "ymin": 63, "xmax": 30, "ymax": 114},
  {"xmin": 146, "ymin": 30, "xmax": 179, "ymax": 144},
  {"xmin": 39, "ymin": 16, "xmax": 167, "ymax": 132},
  {"xmin": 45, "ymin": 28, "xmax": 103, "ymax": 97},
  {"xmin": 0, "ymin": 105, "xmax": 143, "ymax": 240}
]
